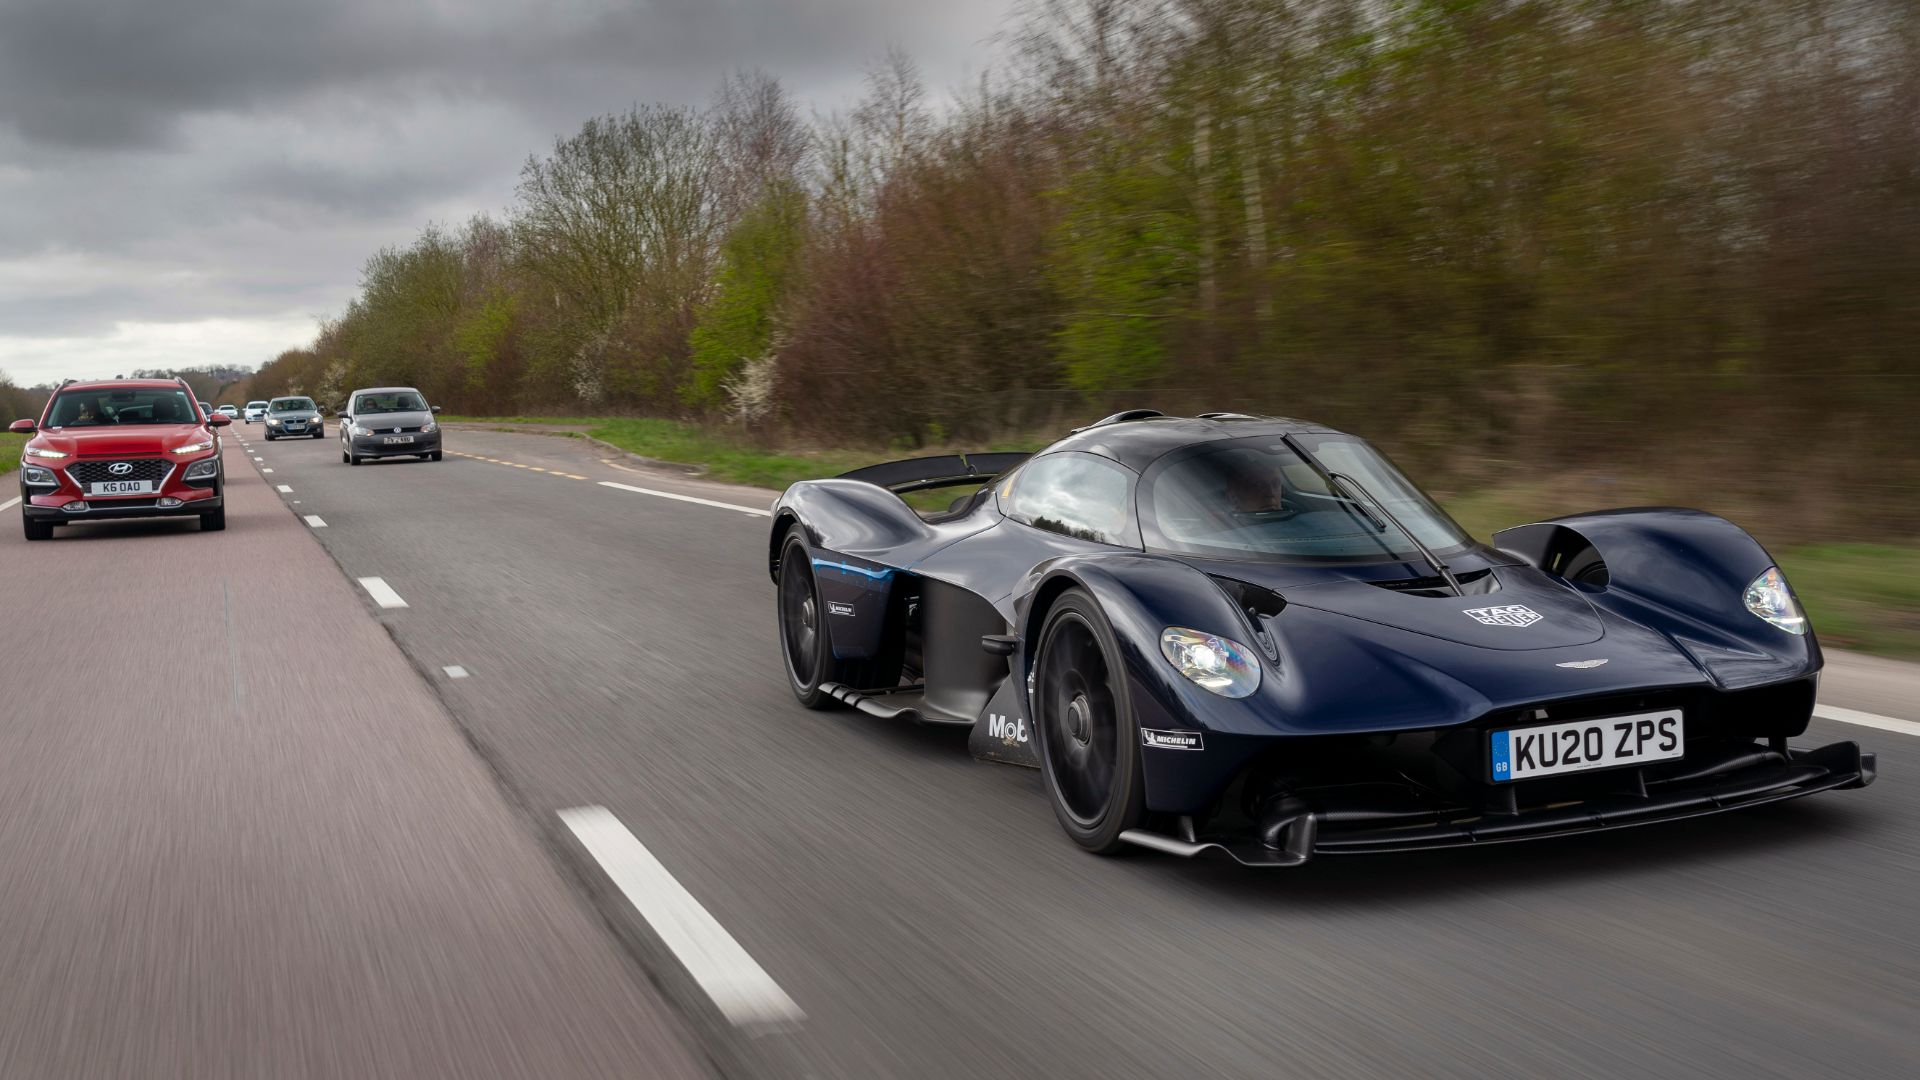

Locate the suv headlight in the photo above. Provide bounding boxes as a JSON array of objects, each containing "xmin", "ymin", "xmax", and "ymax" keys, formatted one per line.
[
  {"xmin": 20, "ymin": 463, "xmax": 57, "ymax": 486},
  {"xmin": 184, "ymin": 458, "xmax": 220, "ymax": 481},
  {"xmin": 1744, "ymin": 566, "xmax": 1807, "ymax": 635},
  {"xmin": 24, "ymin": 446, "xmax": 69, "ymax": 459},
  {"xmin": 171, "ymin": 439, "xmax": 214, "ymax": 455},
  {"xmin": 1160, "ymin": 627, "xmax": 1261, "ymax": 698}
]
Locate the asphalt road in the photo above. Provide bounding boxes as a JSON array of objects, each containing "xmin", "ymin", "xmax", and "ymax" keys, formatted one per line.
[
  {"xmin": 0, "ymin": 435, "xmax": 706, "ymax": 1079},
  {"xmin": 5, "ymin": 423, "xmax": 1916, "ymax": 1078}
]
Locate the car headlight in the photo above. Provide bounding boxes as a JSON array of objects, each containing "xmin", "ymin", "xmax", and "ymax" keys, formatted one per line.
[
  {"xmin": 20, "ymin": 463, "xmax": 57, "ymax": 485},
  {"xmin": 421, "ymin": 420, "xmax": 438, "ymax": 434},
  {"xmin": 1744, "ymin": 566, "xmax": 1807, "ymax": 635},
  {"xmin": 266, "ymin": 416, "xmax": 281, "ymax": 426},
  {"xmin": 348, "ymin": 422, "xmax": 370, "ymax": 436},
  {"xmin": 1159, "ymin": 627, "xmax": 1261, "ymax": 698},
  {"xmin": 171, "ymin": 439, "xmax": 215, "ymax": 455},
  {"xmin": 24, "ymin": 446, "xmax": 69, "ymax": 459},
  {"xmin": 183, "ymin": 458, "xmax": 220, "ymax": 481}
]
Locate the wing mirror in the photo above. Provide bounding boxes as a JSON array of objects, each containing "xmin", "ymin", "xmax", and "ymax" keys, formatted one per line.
[
  {"xmin": 8, "ymin": 419, "xmax": 35, "ymax": 434},
  {"xmin": 207, "ymin": 414, "xmax": 232, "ymax": 428},
  {"xmin": 431, "ymin": 405, "xmax": 443, "ymax": 414}
]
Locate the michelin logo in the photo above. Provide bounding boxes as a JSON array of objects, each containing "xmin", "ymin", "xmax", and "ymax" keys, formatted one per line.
[
  {"xmin": 826, "ymin": 601, "xmax": 855, "ymax": 617},
  {"xmin": 1141, "ymin": 729, "xmax": 1203, "ymax": 751},
  {"xmin": 988, "ymin": 713, "xmax": 1028, "ymax": 744}
]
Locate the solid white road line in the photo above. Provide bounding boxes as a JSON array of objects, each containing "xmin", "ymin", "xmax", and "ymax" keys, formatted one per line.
[
  {"xmin": 0, "ymin": 496, "xmax": 19, "ymax": 513},
  {"xmin": 1815, "ymin": 704, "xmax": 1920, "ymax": 739},
  {"xmin": 276, "ymin": 484, "xmax": 292, "ymax": 493},
  {"xmin": 443, "ymin": 666, "xmax": 469, "ymax": 679},
  {"xmin": 303, "ymin": 515, "xmax": 327, "ymax": 528},
  {"xmin": 598, "ymin": 481, "xmax": 771, "ymax": 517},
  {"xmin": 558, "ymin": 805, "xmax": 803, "ymax": 1030},
  {"xmin": 357, "ymin": 577, "xmax": 409, "ymax": 609}
]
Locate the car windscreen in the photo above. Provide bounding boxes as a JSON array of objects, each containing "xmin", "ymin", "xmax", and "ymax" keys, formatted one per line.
[
  {"xmin": 353, "ymin": 392, "xmax": 426, "ymax": 414},
  {"xmin": 271, "ymin": 398, "xmax": 315, "ymax": 412},
  {"xmin": 46, "ymin": 388, "xmax": 202, "ymax": 428},
  {"xmin": 1138, "ymin": 434, "xmax": 1471, "ymax": 563}
]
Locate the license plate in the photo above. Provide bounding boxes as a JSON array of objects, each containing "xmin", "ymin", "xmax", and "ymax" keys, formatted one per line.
[
  {"xmin": 382, "ymin": 436, "xmax": 414, "ymax": 445},
  {"xmin": 87, "ymin": 480, "xmax": 155, "ymax": 496},
  {"xmin": 1490, "ymin": 710, "xmax": 1683, "ymax": 782}
]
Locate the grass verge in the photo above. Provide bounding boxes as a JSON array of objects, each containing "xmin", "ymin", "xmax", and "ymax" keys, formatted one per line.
[
  {"xmin": 447, "ymin": 416, "xmax": 1920, "ymax": 660},
  {"xmin": 0, "ymin": 433, "xmax": 22, "ymax": 476}
]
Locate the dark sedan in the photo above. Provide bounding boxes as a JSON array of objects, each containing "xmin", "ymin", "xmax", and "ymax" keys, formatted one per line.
[{"xmin": 339, "ymin": 386, "xmax": 443, "ymax": 465}]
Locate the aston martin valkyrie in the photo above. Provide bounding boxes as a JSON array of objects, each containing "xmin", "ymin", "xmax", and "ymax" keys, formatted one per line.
[{"xmin": 768, "ymin": 411, "xmax": 1874, "ymax": 866}]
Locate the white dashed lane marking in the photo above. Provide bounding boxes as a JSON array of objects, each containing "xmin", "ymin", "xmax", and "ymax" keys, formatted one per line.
[
  {"xmin": 303, "ymin": 515, "xmax": 326, "ymax": 528},
  {"xmin": 277, "ymin": 485, "xmax": 292, "ymax": 493},
  {"xmin": 0, "ymin": 496, "xmax": 19, "ymax": 513},
  {"xmin": 598, "ymin": 481, "xmax": 770, "ymax": 517},
  {"xmin": 443, "ymin": 666, "xmax": 469, "ymax": 679},
  {"xmin": 559, "ymin": 805, "xmax": 804, "ymax": 1030},
  {"xmin": 357, "ymin": 577, "xmax": 408, "ymax": 609},
  {"xmin": 1816, "ymin": 704, "xmax": 1920, "ymax": 739}
]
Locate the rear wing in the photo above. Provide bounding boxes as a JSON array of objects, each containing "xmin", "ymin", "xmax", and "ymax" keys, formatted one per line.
[{"xmin": 836, "ymin": 452, "xmax": 1030, "ymax": 495}]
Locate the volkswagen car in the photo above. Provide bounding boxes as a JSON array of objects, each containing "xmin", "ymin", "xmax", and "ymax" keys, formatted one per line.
[{"xmin": 338, "ymin": 386, "xmax": 442, "ymax": 464}]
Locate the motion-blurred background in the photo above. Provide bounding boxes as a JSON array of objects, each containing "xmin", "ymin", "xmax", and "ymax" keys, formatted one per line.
[{"xmin": 5, "ymin": 0, "xmax": 1915, "ymax": 646}]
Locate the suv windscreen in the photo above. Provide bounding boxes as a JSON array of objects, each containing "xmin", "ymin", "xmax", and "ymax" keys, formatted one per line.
[
  {"xmin": 47, "ymin": 388, "xmax": 201, "ymax": 428},
  {"xmin": 1139, "ymin": 434, "xmax": 1470, "ymax": 563},
  {"xmin": 353, "ymin": 392, "xmax": 426, "ymax": 414},
  {"xmin": 271, "ymin": 398, "xmax": 315, "ymax": 412}
]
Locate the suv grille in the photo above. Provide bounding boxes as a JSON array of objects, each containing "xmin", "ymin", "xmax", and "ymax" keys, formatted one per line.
[{"xmin": 67, "ymin": 459, "xmax": 171, "ymax": 485}]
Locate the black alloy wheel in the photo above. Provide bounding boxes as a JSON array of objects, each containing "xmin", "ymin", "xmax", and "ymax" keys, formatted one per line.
[
  {"xmin": 1033, "ymin": 588, "xmax": 1145, "ymax": 853},
  {"xmin": 778, "ymin": 531, "xmax": 835, "ymax": 709}
]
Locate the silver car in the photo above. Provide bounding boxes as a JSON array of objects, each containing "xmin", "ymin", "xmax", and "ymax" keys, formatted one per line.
[
  {"xmin": 338, "ymin": 387, "xmax": 443, "ymax": 465},
  {"xmin": 264, "ymin": 396, "xmax": 325, "ymax": 440}
]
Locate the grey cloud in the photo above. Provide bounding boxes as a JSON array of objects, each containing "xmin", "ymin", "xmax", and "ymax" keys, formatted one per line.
[{"xmin": 0, "ymin": 0, "xmax": 1012, "ymax": 384}]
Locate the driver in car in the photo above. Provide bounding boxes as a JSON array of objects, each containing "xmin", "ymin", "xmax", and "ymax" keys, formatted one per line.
[{"xmin": 1226, "ymin": 467, "xmax": 1287, "ymax": 515}]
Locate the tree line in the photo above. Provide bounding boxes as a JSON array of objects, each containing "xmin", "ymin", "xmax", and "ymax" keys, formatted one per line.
[{"xmin": 240, "ymin": 0, "xmax": 1917, "ymax": 536}]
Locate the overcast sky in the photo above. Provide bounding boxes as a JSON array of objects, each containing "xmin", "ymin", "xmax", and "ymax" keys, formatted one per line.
[{"xmin": 0, "ymin": 0, "xmax": 1014, "ymax": 387}]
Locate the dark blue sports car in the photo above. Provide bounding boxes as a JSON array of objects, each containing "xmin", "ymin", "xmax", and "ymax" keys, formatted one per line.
[{"xmin": 768, "ymin": 411, "xmax": 1874, "ymax": 865}]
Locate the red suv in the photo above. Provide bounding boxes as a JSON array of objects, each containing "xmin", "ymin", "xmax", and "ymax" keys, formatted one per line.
[{"xmin": 10, "ymin": 377, "xmax": 232, "ymax": 540}]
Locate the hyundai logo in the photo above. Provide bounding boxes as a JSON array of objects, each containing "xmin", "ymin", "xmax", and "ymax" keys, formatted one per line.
[{"xmin": 108, "ymin": 462, "xmax": 134, "ymax": 476}]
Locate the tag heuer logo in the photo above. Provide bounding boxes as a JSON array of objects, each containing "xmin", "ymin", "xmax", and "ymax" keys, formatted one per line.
[{"xmin": 1464, "ymin": 604, "xmax": 1543, "ymax": 628}]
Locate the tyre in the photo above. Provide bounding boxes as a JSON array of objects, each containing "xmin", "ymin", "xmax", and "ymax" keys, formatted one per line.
[
  {"xmin": 313, "ymin": 429, "xmax": 324, "ymax": 439},
  {"xmin": 22, "ymin": 514, "xmax": 52, "ymax": 541},
  {"xmin": 776, "ymin": 527, "xmax": 897, "ymax": 709},
  {"xmin": 200, "ymin": 505, "xmax": 226, "ymax": 532},
  {"xmin": 346, "ymin": 449, "xmax": 359, "ymax": 466},
  {"xmin": 429, "ymin": 450, "xmax": 443, "ymax": 462},
  {"xmin": 1032, "ymin": 588, "xmax": 1147, "ymax": 853}
]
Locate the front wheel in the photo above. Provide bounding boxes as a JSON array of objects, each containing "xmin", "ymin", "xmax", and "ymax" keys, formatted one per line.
[
  {"xmin": 22, "ymin": 514, "xmax": 52, "ymax": 541},
  {"xmin": 1033, "ymin": 588, "xmax": 1146, "ymax": 853},
  {"xmin": 429, "ymin": 450, "xmax": 443, "ymax": 462}
]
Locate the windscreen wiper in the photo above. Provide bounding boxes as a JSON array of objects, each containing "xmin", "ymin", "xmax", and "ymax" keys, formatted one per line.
[{"xmin": 1325, "ymin": 471, "xmax": 1463, "ymax": 597}]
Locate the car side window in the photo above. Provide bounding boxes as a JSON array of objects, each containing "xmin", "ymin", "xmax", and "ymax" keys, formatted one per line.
[{"xmin": 1005, "ymin": 452, "xmax": 1140, "ymax": 547}]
